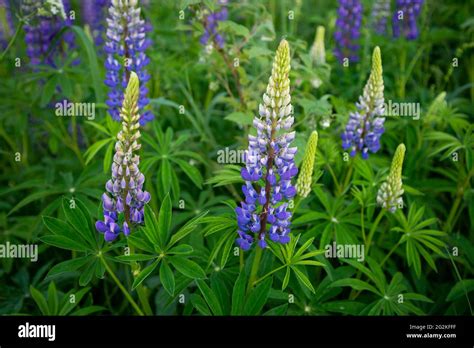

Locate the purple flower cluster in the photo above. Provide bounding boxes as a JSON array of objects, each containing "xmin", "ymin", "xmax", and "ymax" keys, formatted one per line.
[
  {"xmin": 104, "ymin": 0, "xmax": 152, "ymax": 125},
  {"xmin": 82, "ymin": 0, "xmax": 109, "ymax": 49},
  {"xmin": 341, "ymin": 47, "xmax": 385, "ymax": 159},
  {"xmin": 393, "ymin": 0, "xmax": 423, "ymax": 40},
  {"xmin": 96, "ymin": 72, "xmax": 151, "ymax": 242},
  {"xmin": 371, "ymin": 0, "xmax": 391, "ymax": 35},
  {"xmin": 22, "ymin": 0, "xmax": 75, "ymax": 66},
  {"xmin": 236, "ymin": 40, "xmax": 297, "ymax": 251},
  {"xmin": 334, "ymin": 0, "xmax": 362, "ymax": 63},
  {"xmin": 0, "ymin": 0, "xmax": 14, "ymax": 49},
  {"xmin": 200, "ymin": 1, "xmax": 228, "ymax": 48}
]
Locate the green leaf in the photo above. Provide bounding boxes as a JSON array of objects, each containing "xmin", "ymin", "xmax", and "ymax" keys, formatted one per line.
[
  {"xmin": 330, "ymin": 278, "xmax": 380, "ymax": 295},
  {"xmin": 169, "ymin": 256, "xmax": 206, "ymax": 279},
  {"xmin": 173, "ymin": 158, "xmax": 203, "ymax": 189},
  {"xmin": 263, "ymin": 303, "xmax": 288, "ymax": 316},
  {"xmin": 190, "ymin": 294, "xmax": 211, "ymax": 315},
  {"xmin": 158, "ymin": 193, "xmax": 172, "ymax": 247},
  {"xmin": 196, "ymin": 279, "xmax": 223, "ymax": 315},
  {"xmin": 161, "ymin": 160, "xmax": 172, "ymax": 197},
  {"xmin": 115, "ymin": 254, "xmax": 157, "ymax": 262},
  {"xmin": 231, "ymin": 271, "xmax": 247, "ymax": 315},
  {"xmin": 160, "ymin": 261, "xmax": 175, "ymax": 296},
  {"xmin": 219, "ymin": 20, "xmax": 250, "ymax": 37},
  {"xmin": 46, "ymin": 257, "xmax": 92, "ymax": 278},
  {"xmin": 132, "ymin": 259, "xmax": 160, "ymax": 290},
  {"xmin": 39, "ymin": 235, "xmax": 89, "ymax": 252},
  {"xmin": 47, "ymin": 282, "xmax": 59, "ymax": 315},
  {"xmin": 62, "ymin": 197, "xmax": 96, "ymax": 248},
  {"xmin": 243, "ymin": 278, "xmax": 272, "ymax": 315},
  {"xmin": 446, "ymin": 279, "xmax": 474, "ymax": 302},
  {"xmin": 84, "ymin": 138, "xmax": 113, "ymax": 165},
  {"xmin": 292, "ymin": 266, "xmax": 316, "ymax": 294},
  {"xmin": 30, "ymin": 286, "xmax": 50, "ymax": 315},
  {"xmin": 59, "ymin": 287, "xmax": 91, "ymax": 315},
  {"xmin": 167, "ymin": 244, "xmax": 194, "ymax": 255},
  {"xmin": 40, "ymin": 75, "xmax": 58, "ymax": 107},
  {"xmin": 169, "ymin": 210, "xmax": 208, "ymax": 247},
  {"xmin": 224, "ymin": 111, "xmax": 254, "ymax": 126},
  {"xmin": 143, "ymin": 205, "xmax": 161, "ymax": 248},
  {"xmin": 70, "ymin": 305, "xmax": 105, "ymax": 316}
]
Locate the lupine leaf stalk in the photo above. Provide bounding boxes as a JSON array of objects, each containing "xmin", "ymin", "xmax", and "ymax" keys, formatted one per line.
[
  {"xmin": 377, "ymin": 143, "xmax": 406, "ymax": 212},
  {"xmin": 296, "ymin": 131, "xmax": 318, "ymax": 198},
  {"xmin": 96, "ymin": 71, "xmax": 151, "ymax": 242},
  {"xmin": 341, "ymin": 46, "xmax": 385, "ymax": 159},
  {"xmin": 236, "ymin": 39, "xmax": 298, "ymax": 251}
]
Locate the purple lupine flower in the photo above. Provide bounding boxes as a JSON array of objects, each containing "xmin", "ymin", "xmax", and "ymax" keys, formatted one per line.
[
  {"xmin": 22, "ymin": 0, "xmax": 75, "ymax": 66},
  {"xmin": 0, "ymin": 0, "xmax": 14, "ymax": 49},
  {"xmin": 334, "ymin": 0, "xmax": 362, "ymax": 64},
  {"xmin": 200, "ymin": 0, "xmax": 228, "ymax": 49},
  {"xmin": 392, "ymin": 0, "xmax": 423, "ymax": 40},
  {"xmin": 96, "ymin": 72, "xmax": 151, "ymax": 242},
  {"xmin": 104, "ymin": 0, "xmax": 152, "ymax": 125},
  {"xmin": 236, "ymin": 40, "xmax": 297, "ymax": 251},
  {"xmin": 341, "ymin": 47, "xmax": 384, "ymax": 159},
  {"xmin": 82, "ymin": 0, "xmax": 109, "ymax": 50},
  {"xmin": 371, "ymin": 0, "xmax": 391, "ymax": 35}
]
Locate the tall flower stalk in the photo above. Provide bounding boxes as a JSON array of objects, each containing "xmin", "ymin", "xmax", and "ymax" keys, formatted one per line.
[
  {"xmin": 104, "ymin": 0, "xmax": 152, "ymax": 124},
  {"xmin": 377, "ymin": 143, "xmax": 406, "ymax": 212},
  {"xmin": 334, "ymin": 0, "xmax": 362, "ymax": 64},
  {"xmin": 341, "ymin": 46, "xmax": 385, "ymax": 159},
  {"xmin": 393, "ymin": 0, "xmax": 423, "ymax": 40},
  {"xmin": 96, "ymin": 71, "xmax": 151, "ymax": 242},
  {"xmin": 236, "ymin": 39, "xmax": 297, "ymax": 251},
  {"xmin": 296, "ymin": 131, "xmax": 318, "ymax": 198}
]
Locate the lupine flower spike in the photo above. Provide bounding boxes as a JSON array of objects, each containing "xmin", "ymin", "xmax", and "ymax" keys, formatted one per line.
[
  {"xmin": 296, "ymin": 131, "xmax": 318, "ymax": 198},
  {"xmin": 96, "ymin": 71, "xmax": 151, "ymax": 242},
  {"xmin": 371, "ymin": 0, "xmax": 391, "ymax": 35},
  {"xmin": 22, "ymin": 0, "xmax": 75, "ymax": 66},
  {"xmin": 104, "ymin": 0, "xmax": 153, "ymax": 124},
  {"xmin": 334, "ymin": 0, "xmax": 362, "ymax": 64},
  {"xmin": 377, "ymin": 144, "xmax": 406, "ymax": 212},
  {"xmin": 341, "ymin": 46, "xmax": 385, "ymax": 159},
  {"xmin": 235, "ymin": 39, "xmax": 298, "ymax": 251},
  {"xmin": 310, "ymin": 26, "xmax": 326, "ymax": 66},
  {"xmin": 200, "ymin": 0, "xmax": 228, "ymax": 49},
  {"xmin": 393, "ymin": 0, "xmax": 423, "ymax": 40}
]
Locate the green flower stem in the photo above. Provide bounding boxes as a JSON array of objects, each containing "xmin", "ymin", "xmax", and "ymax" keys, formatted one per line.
[
  {"xmin": 127, "ymin": 243, "xmax": 153, "ymax": 315},
  {"xmin": 293, "ymin": 196, "xmax": 302, "ymax": 213},
  {"xmin": 365, "ymin": 209, "xmax": 385, "ymax": 256},
  {"xmin": 361, "ymin": 206, "xmax": 366, "ymax": 245},
  {"xmin": 247, "ymin": 247, "xmax": 263, "ymax": 292},
  {"xmin": 380, "ymin": 239, "xmax": 402, "ymax": 267},
  {"xmin": 100, "ymin": 254, "xmax": 144, "ymax": 316}
]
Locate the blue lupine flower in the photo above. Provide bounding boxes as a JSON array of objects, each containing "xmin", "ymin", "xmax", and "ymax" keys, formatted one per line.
[
  {"xmin": 22, "ymin": 0, "xmax": 75, "ymax": 66},
  {"xmin": 236, "ymin": 40, "xmax": 297, "ymax": 251},
  {"xmin": 82, "ymin": 0, "xmax": 109, "ymax": 50},
  {"xmin": 393, "ymin": 0, "xmax": 423, "ymax": 40},
  {"xmin": 341, "ymin": 47, "xmax": 385, "ymax": 159},
  {"xmin": 200, "ymin": 0, "xmax": 228, "ymax": 48},
  {"xmin": 104, "ymin": 0, "xmax": 152, "ymax": 125},
  {"xmin": 96, "ymin": 72, "xmax": 151, "ymax": 242},
  {"xmin": 371, "ymin": 0, "xmax": 391, "ymax": 35},
  {"xmin": 334, "ymin": 0, "xmax": 362, "ymax": 63}
]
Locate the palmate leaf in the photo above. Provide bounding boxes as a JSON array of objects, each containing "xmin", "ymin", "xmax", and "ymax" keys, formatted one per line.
[{"xmin": 394, "ymin": 204, "xmax": 447, "ymax": 277}]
